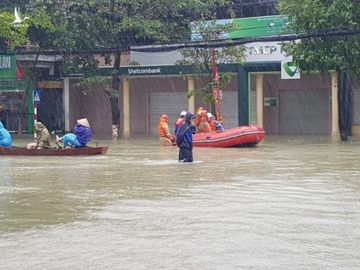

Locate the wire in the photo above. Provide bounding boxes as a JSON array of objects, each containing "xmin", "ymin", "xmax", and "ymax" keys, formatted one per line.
[{"xmin": 12, "ymin": 27, "xmax": 360, "ymax": 55}]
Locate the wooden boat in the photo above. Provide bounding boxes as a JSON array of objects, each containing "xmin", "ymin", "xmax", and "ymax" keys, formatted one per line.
[
  {"xmin": 0, "ymin": 146, "xmax": 108, "ymax": 156},
  {"xmin": 193, "ymin": 125, "xmax": 265, "ymax": 147}
]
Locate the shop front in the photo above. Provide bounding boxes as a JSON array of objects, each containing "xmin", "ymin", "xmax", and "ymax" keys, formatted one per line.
[{"xmin": 0, "ymin": 53, "xmax": 31, "ymax": 133}]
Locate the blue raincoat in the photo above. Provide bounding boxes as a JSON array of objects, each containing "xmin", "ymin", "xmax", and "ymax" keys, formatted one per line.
[
  {"xmin": 62, "ymin": 133, "xmax": 81, "ymax": 148},
  {"xmin": 0, "ymin": 121, "xmax": 12, "ymax": 147},
  {"xmin": 176, "ymin": 113, "xmax": 195, "ymax": 162},
  {"xmin": 74, "ymin": 123, "xmax": 92, "ymax": 147}
]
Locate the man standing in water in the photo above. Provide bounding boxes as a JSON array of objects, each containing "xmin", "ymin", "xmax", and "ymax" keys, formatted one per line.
[
  {"xmin": 158, "ymin": 114, "xmax": 174, "ymax": 146},
  {"xmin": 176, "ymin": 112, "xmax": 195, "ymax": 162}
]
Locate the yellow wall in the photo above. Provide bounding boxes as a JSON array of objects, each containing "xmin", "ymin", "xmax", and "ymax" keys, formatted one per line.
[{"xmin": 351, "ymin": 125, "xmax": 360, "ymax": 137}]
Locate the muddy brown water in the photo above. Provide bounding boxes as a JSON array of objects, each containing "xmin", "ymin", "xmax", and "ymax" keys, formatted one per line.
[{"xmin": 0, "ymin": 136, "xmax": 359, "ymax": 269}]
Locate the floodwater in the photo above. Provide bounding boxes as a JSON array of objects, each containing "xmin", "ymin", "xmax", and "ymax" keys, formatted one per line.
[{"xmin": 0, "ymin": 136, "xmax": 359, "ymax": 270}]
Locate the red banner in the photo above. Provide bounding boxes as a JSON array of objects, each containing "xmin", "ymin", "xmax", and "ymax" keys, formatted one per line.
[{"xmin": 211, "ymin": 49, "xmax": 223, "ymax": 124}]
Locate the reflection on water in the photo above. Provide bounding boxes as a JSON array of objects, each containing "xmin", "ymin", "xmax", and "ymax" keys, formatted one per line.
[{"xmin": 0, "ymin": 136, "xmax": 359, "ymax": 269}]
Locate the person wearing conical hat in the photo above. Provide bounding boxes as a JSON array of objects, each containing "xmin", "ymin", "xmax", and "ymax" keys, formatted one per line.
[
  {"xmin": 74, "ymin": 118, "xmax": 92, "ymax": 146},
  {"xmin": 56, "ymin": 118, "xmax": 92, "ymax": 148}
]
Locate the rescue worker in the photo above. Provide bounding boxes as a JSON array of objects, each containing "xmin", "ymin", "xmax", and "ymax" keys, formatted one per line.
[
  {"xmin": 196, "ymin": 108, "xmax": 211, "ymax": 133},
  {"xmin": 176, "ymin": 112, "xmax": 195, "ymax": 162},
  {"xmin": 174, "ymin": 110, "xmax": 186, "ymax": 134},
  {"xmin": 56, "ymin": 118, "xmax": 92, "ymax": 148},
  {"xmin": 158, "ymin": 114, "xmax": 174, "ymax": 146},
  {"xmin": 0, "ymin": 120, "xmax": 12, "ymax": 147},
  {"xmin": 207, "ymin": 112, "xmax": 224, "ymax": 132},
  {"xmin": 194, "ymin": 107, "xmax": 204, "ymax": 127},
  {"xmin": 27, "ymin": 121, "xmax": 51, "ymax": 149}
]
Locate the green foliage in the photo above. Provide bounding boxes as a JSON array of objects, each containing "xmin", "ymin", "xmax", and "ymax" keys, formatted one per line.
[
  {"xmin": 0, "ymin": 6, "xmax": 53, "ymax": 52},
  {"xmin": 24, "ymin": 0, "xmax": 225, "ymax": 80},
  {"xmin": 73, "ymin": 76, "xmax": 113, "ymax": 96},
  {"xmin": 178, "ymin": 19, "xmax": 245, "ymax": 105},
  {"xmin": 0, "ymin": 11, "xmax": 28, "ymax": 51},
  {"xmin": 279, "ymin": 0, "xmax": 360, "ymax": 74},
  {"xmin": 62, "ymin": 55, "xmax": 99, "ymax": 77}
]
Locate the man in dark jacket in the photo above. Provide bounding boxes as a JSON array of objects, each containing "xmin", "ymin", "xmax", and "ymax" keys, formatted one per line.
[{"xmin": 176, "ymin": 112, "xmax": 195, "ymax": 162}]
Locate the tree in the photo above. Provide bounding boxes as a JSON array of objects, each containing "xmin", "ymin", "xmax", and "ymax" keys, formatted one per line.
[
  {"xmin": 177, "ymin": 20, "xmax": 245, "ymax": 115},
  {"xmin": 279, "ymin": 0, "xmax": 360, "ymax": 140},
  {"xmin": 0, "ymin": 7, "xmax": 53, "ymax": 52},
  {"xmin": 25, "ymin": 0, "xmax": 229, "ymax": 132}
]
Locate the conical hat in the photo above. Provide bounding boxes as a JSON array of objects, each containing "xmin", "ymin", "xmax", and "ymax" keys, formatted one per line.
[{"xmin": 77, "ymin": 118, "xmax": 90, "ymax": 128}]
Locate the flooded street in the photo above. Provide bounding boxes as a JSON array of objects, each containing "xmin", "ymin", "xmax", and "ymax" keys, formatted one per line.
[{"xmin": 0, "ymin": 136, "xmax": 359, "ymax": 269}]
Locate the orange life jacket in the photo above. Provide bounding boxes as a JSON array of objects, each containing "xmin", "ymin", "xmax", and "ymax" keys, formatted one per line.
[
  {"xmin": 209, "ymin": 119, "xmax": 217, "ymax": 131},
  {"xmin": 197, "ymin": 117, "xmax": 212, "ymax": 133},
  {"xmin": 158, "ymin": 120, "xmax": 170, "ymax": 137}
]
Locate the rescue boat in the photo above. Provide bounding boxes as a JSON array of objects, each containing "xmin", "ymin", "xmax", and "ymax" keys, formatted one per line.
[
  {"xmin": 193, "ymin": 125, "xmax": 265, "ymax": 147},
  {"xmin": 0, "ymin": 146, "xmax": 108, "ymax": 156}
]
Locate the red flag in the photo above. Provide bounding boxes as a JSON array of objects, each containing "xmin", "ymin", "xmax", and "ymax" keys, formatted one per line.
[
  {"xmin": 16, "ymin": 62, "xmax": 26, "ymax": 79},
  {"xmin": 211, "ymin": 49, "xmax": 223, "ymax": 124}
]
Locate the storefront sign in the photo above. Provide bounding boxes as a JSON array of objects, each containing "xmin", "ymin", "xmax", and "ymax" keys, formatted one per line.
[
  {"xmin": 0, "ymin": 79, "xmax": 26, "ymax": 92},
  {"xmin": 245, "ymin": 42, "xmax": 288, "ymax": 62},
  {"xmin": 229, "ymin": 15, "xmax": 289, "ymax": 39},
  {"xmin": 37, "ymin": 80, "xmax": 63, "ymax": 89},
  {"xmin": 0, "ymin": 55, "xmax": 16, "ymax": 79},
  {"xmin": 192, "ymin": 15, "xmax": 290, "ymax": 41},
  {"xmin": 127, "ymin": 67, "xmax": 161, "ymax": 75}
]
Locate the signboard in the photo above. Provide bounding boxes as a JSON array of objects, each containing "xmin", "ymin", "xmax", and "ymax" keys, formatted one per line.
[
  {"xmin": 245, "ymin": 41, "xmax": 289, "ymax": 62},
  {"xmin": 264, "ymin": 97, "xmax": 277, "ymax": 107},
  {"xmin": 0, "ymin": 55, "xmax": 16, "ymax": 79},
  {"xmin": 229, "ymin": 15, "xmax": 289, "ymax": 39},
  {"xmin": 192, "ymin": 15, "xmax": 290, "ymax": 41},
  {"xmin": 0, "ymin": 80, "xmax": 26, "ymax": 92},
  {"xmin": 281, "ymin": 58, "xmax": 300, "ymax": 79},
  {"xmin": 33, "ymin": 89, "xmax": 41, "ymax": 104}
]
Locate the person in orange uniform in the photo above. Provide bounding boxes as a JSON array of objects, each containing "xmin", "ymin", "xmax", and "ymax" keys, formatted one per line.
[
  {"xmin": 158, "ymin": 114, "xmax": 174, "ymax": 146},
  {"xmin": 207, "ymin": 112, "xmax": 224, "ymax": 132},
  {"xmin": 207, "ymin": 112, "xmax": 217, "ymax": 131},
  {"xmin": 194, "ymin": 107, "xmax": 204, "ymax": 127},
  {"xmin": 195, "ymin": 107, "xmax": 211, "ymax": 133}
]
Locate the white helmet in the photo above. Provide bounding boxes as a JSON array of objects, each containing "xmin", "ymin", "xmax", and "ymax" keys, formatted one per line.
[
  {"xmin": 180, "ymin": 111, "xmax": 187, "ymax": 117},
  {"xmin": 207, "ymin": 112, "xmax": 213, "ymax": 120}
]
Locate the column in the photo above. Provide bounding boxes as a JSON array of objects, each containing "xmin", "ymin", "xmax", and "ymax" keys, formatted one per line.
[
  {"xmin": 187, "ymin": 77, "xmax": 195, "ymax": 113},
  {"xmin": 256, "ymin": 74, "xmax": 264, "ymax": 127},
  {"xmin": 63, "ymin": 78, "xmax": 70, "ymax": 132},
  {"xmin": 238, "ymin": 66, "xmax": 249, "ymax": 125},
  {"xmin": 123, "ymin": 78, "xmax": 130, "ymax": 137},
  {"xmin": 331, "ymin": 71, "xmax": 339, "ymax": 136}
]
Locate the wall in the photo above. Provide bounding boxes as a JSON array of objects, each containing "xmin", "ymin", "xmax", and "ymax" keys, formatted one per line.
[
  {"xmin": 352, "ymin": 78, "xmax": 360, "ymax": 136},
  {"xmin": 69, "ymin": 81, "xmax": 112, "ymax": 138},
  {"xmin": 129, "ymin": 77, "xmax": 187, "ymax": 135},
  {"xmin": 261, "ymin": 73, "xmax": 331, "ymax": 135}
]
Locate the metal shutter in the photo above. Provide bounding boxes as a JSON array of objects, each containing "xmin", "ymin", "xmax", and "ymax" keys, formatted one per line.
[
  {"xmin": 149, "ymin": 92, "xmax": 188, "ymax": 135},
  {"xmin": 279, "ymin": 89, "xmax": 330, "ymax": 134}
]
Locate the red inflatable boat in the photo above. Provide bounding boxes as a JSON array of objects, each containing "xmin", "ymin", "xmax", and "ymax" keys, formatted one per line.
[{"xmin": 193, "ymin": 125, "xmax": 265, "ymax": 147}]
